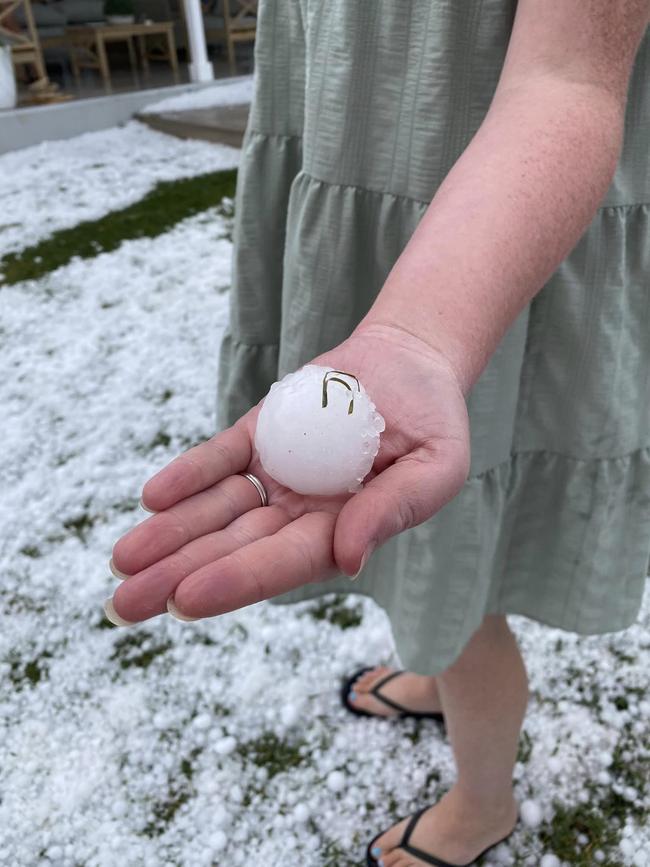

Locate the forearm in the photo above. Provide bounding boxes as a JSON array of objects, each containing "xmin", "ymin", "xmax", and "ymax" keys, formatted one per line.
[{"xmin": 359, "ymin": 76, "xmax": 626, "ymax": 394}]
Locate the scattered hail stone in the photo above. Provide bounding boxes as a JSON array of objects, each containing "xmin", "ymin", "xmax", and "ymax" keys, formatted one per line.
[
  {"xmin": 520, "ymin": 799, "xmax": 543, "ymax": 828},
  {"xmin": 280, "ymin": 702, "xmax": 301, "ymax": 727},
  {"xmin": 193, "ymin": 712, "xmax": 212, "ymax": 731},
  {"xmin": 326, "ymin": 770, "xmax": 346, "ymax": 792},
  {"xmin": 255, "ymin": 365, "xmax": 385, "ymax": 496},
  {"xmin": 215, "ymin": 735, "xmax": 237, "ymax": 755},
  {"xmin": 540, "ymin": 855, "xmax": 561, "ymax": 867},
  {"xmin": 209, "ymin": 830, "xmax": 227, "ymax": 852},
  {"xmin": 293, "ymin": 803, "xmax": 310, "ymax": 823}
]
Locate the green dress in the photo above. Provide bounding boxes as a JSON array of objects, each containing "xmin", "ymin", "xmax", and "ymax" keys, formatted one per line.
[{"xmin": 217, "ymin": 0, "xmax": 650, "ymax": 675}]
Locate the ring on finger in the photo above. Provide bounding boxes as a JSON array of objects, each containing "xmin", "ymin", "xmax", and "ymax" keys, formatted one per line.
[{"xmin": 239, "ymin": 472, "xmax": 268, "ymax": 508}]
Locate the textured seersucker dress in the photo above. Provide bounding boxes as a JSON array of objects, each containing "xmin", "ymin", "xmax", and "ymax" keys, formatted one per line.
[{"xmin": 217, "ymin": 0, "xmax": 650, "ymax": 675}]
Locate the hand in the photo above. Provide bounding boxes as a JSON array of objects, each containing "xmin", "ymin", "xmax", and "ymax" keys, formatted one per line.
[{"xmin": 107, "ymin": 324, "xmax": 470, "ymax": 624}]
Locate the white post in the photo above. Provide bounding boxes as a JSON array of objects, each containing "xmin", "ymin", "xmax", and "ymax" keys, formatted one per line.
[{"xmin": 183, "ymin": 0, "xmax": 214, "ymax": 82}]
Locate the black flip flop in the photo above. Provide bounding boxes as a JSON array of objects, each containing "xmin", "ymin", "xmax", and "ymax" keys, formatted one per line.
[
  {"xmin": 366, "ymin": 804, "xmax": 516, "ymax": 866},
  {"xmin": 341, "ymin": 665, "xmax": 445, "ymax": 723}
]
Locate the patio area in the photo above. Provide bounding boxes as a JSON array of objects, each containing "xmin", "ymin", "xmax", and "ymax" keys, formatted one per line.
[{"xmin": 1, "ymin": 0, "xmax": 255, "ymax": 108}]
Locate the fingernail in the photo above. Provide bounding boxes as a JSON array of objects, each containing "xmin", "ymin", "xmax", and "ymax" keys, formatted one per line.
[
  {"xmin": 139, "ymin": 498, "xmax": 156, "ymax": 513},
  {"xmin": 371, "ymin": 847, "xmax": 381, "ymax": 857},
  {"xmin": 351, "ymin": 542, "xmax": 376, "ymax": 580},
  {"xmin": 378, "ymin": 860, "xmax": 384, "ymax": 867},
  {"xmin": 167, "ymin": 596, "xmax": 198, "ymax": 622},
  {"xmin": 349, "ymin": 691, "xmax": 357, "ymax": 700},
  {"xmin": 103, "ymin": 597, "xmax": 136, "ymax": 627},
  {"xmin": 109, "ymin": 557, "xmax": 130, "ymax": 581}
]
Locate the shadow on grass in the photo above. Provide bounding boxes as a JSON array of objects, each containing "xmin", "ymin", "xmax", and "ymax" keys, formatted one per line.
[{"xmin": 0, "ymin": 169, "xmax": 237, "ymax": 286}]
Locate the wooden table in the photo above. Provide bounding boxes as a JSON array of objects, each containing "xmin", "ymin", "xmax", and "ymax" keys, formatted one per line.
[{"xmin": 66, "ymin": 21, "xmax": 179, "ymax": 93}]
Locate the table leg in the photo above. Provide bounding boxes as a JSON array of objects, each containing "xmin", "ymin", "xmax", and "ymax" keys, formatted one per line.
[
  {"xmin": 68, "ymin": 41, "xmax": 81, "ymax": 88},
  {"xmin": 126, "ymin": 35, "xmax": 139, "ymax": 85},
  {"xmin": 167, "ymin": 27, "xmax": 179, "ymax": 82},
  {"xmin": 95, "ymin": 34, "xmax": 111, "ymax": 93},
  {"xmin": 137, "ymin": 34, "xmax": 149, "ymax": 76}
]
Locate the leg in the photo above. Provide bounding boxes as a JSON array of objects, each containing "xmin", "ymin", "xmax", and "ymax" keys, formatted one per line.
[
  {"xmin": 167, "ymin": 27, "xmax": 179, "ymax": 82},
  {"xmin": 372, "ymin": 615, "xmax": 527, "ymax": 866},
  {"xmin": 127, "ymin": 36, "xmax": 139, "ymax": 85},
  {"xmin": 226, "ymin": 33, "xmax": 236, "ymax": 75},
  {"xmin": 438, "ymin": 614, "xmax": 528, "ymax": 808},
  {"xmin": 95, "ymin": 35, "xmax": 111, "ymax": 94},
  {"xmin": 138, "ymin": 35, "xmax": 149, "ymax": 76}
]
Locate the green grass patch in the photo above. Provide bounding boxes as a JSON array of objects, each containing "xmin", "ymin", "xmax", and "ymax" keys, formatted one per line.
[
  {"xmin": 110, "ymin": 630, "xmax": 173, "ymax": 670},
  {"xmin": 19, "ymin": 545, "xmax": 42, "ymax": 558},
  {"xmin": 63, "ymin": 511, "xmax": 98, "ymax": 544},
  {"xmin": 237, "ymin": 731, "xmax": 308, "ymax": 780},
  {"xmin": 6, "ymin": 649, "xmax": 53, "ymax": 690},
  {"xmin": 319, "ymin": 838, "xmax": 362, "ymax": 867},
  {"xmin": 539, "ymin": 799, "xmax": 624, "ymax": 865},
  {"xmin": 306, "ymin": 594, "xmax": 363, "ymax": 629},
  {"xmin": 135, "ymin": 429, "xmax": 172, "ymax": 455},
  {"xmin": 142, "ymin": 776, "xmax": 192, "ymax": 838},
  {"xmin": 110, "ymin": 496, "xmax": 140, "ymax": 514},
  {"xmin": 516, "ymin": 729, "xmax": 533, "ymax": 764},
  {"xmin": 0, "ymin": 169, "xmax": 237, "ymax": 286}
]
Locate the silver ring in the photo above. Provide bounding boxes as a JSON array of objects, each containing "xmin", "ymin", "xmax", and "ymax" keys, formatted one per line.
[{"xmin": 240, "ymin": 472, "xmax": 268, "ymax": 507}]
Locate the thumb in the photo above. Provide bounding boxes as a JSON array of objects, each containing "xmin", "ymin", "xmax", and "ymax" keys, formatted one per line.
[{"xmin": 333, "ymin": 442, "xmax": 469, "ymax": 577}]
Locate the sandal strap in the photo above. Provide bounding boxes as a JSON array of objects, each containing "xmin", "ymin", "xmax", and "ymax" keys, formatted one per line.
[
  {"xmin": 400, "ymin": 806, "xmax": 460, "ymax": 867},
  {"xmin": 369, "ymin": 670, "xmax": 414, "ymax": 714},
  {"xmin": 400, "ymin": 807, "xmax": 516, "ymax": 867}
]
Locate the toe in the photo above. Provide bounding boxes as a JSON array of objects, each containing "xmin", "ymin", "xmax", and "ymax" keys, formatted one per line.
[
  {"xmin": 380, "ymin": 849, "xmax": 408, "ymax": 867},
  {"xmin": 370, "ymin": 816, "xmax": 409, "ymax": 861},
  {"xmin": 356, "ymin": 665, "xmax": 391, "ymax": 692}
]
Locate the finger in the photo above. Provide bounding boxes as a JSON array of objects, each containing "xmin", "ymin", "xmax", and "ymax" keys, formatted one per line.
[
  {"xmin": 170, "ymin": 511, "xmax": 338, "ymax": 619},
  {"xmin": 141, "ymin": 417, "xmax": 253, "ymax": 512},
  {"xmin": 108, "ymin": 505, "xmax": 291, "ymax": 623},
  {"xmin": 112, "ymin": 472, "xmax": 265, "ymax": 576},
  {"xmin": 333, "ymin": 441, "xmax": 469, "ymax": 576}
]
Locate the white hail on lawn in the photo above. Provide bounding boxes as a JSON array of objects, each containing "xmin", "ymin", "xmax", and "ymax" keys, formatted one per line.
[
  {"xmin": 0, "ymin": 126, "xmax": 648, "ymax": 867},
  {"xmin": 0, "ymin": 121, "xmax": 240, "ymax": 260}
]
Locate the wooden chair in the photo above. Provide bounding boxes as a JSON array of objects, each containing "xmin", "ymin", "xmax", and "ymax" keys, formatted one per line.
[
  {"xmin": 133, "ymin": 0, "xmax": 178, "ymax": 74},
  {"xmin": 0, "ymin": 0, "xmax": 47, "ymax": 81},
  {"xmin": 205, "ymin": 0, "xmax": 257, "ymax": 75}
]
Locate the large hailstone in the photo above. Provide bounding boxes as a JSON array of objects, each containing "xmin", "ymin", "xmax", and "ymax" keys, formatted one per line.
[{"xmin": 254, "ymin": 365, "xmax": 385, "ymax": 496}]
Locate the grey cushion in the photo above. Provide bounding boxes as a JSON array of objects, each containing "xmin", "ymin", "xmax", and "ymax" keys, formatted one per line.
[
  {"xmin": 133, "ymin": 0, "xmax": 172, "ymax": 21},
  {"xmin": 15, "ymin": 2, "xmax": 67, "ymax": 28},
  {"xmin": 62, "ymin": 0, "xmax": 106, "ymax": 24},
  {"xmin": 39, "ymin": 24, "xmax": 68, "ymax": 37}
]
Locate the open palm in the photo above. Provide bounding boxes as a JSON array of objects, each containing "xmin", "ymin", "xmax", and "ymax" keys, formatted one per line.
[{"xmin": 109, "ymin": 324, "xmax": 470, "ymax": 624}]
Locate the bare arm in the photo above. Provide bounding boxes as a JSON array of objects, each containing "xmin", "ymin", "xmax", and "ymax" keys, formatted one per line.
[{"xmin": 361, "ymin": 0, "xmax": 650, "ymax": 394}]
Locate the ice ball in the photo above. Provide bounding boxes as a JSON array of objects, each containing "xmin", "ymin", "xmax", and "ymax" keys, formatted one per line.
[
  {"xmin": 520, "ymin": 799, "xmax": 543, "ymax": 828},
  {"xmin": 254, "ymin": 365, "xmax": 385, "ymax": 496}
]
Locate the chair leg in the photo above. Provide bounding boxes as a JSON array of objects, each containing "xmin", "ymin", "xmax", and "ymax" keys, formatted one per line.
[{"xmin": 226, "ymin": 34, "xmax": 236, "ymax": 75}]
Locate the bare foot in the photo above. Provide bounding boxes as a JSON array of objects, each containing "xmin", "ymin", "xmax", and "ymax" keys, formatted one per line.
[
  {"xmin": 347, "ymin": 666, "xmax": 442, "ymax": 718},
  {"xmin": 368, "ymin": 787, "xmax": 518, "ymax": 866}
]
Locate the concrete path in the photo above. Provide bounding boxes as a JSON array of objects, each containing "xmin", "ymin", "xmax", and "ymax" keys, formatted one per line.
[{"xmin": 136, "ymin": 102, "xmax": 249, "ymax": 147}]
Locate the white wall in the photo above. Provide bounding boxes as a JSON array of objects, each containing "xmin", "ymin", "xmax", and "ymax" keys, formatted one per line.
[{"xmin": 0, "ymin": 82, "xmax": 212, "ymax": 154}]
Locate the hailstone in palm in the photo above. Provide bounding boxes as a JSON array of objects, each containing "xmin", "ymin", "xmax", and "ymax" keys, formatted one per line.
[{"xmin": 254, "ymin": 365, "xmax": 385, "ymax": 496}]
